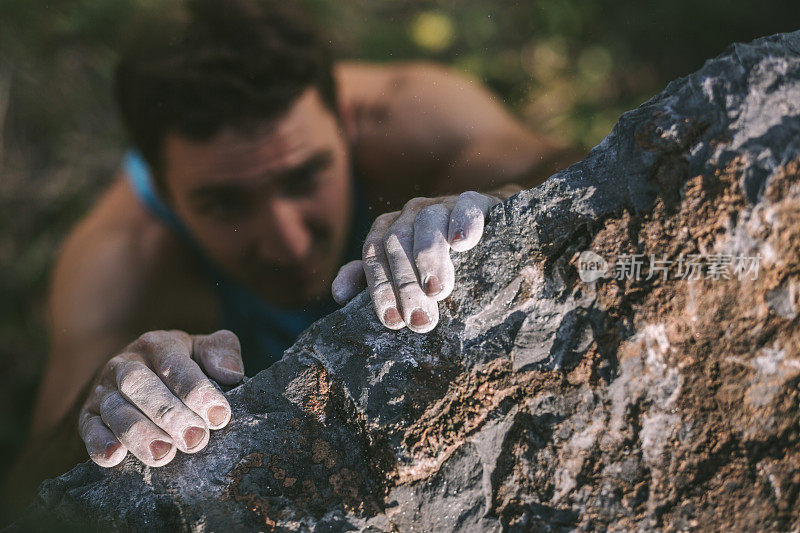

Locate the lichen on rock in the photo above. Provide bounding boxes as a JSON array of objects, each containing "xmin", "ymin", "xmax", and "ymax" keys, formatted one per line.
[{"xmin": 14, "ymin": 30, "xmax": 800, "ymax": 532}]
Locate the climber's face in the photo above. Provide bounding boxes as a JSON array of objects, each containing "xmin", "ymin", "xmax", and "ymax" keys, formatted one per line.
[{"xmin": 162, "ymin": 88, "xmax": 353, "ymax": 307}]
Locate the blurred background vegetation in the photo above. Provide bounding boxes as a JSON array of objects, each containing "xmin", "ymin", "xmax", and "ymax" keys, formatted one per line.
[{"xmin": 1, "ymin": 0, "xmax": 798, "ymax": 517}]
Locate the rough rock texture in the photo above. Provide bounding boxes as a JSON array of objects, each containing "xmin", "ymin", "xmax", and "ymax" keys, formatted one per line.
[{"xmin": 15, "ymin": 31, "xmax": 800, "ymax": 531}]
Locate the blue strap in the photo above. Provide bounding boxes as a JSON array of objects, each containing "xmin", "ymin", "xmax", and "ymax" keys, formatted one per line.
[{"xmin": 123, "ymin": 151, "xmax": 191, "ymax": 239}]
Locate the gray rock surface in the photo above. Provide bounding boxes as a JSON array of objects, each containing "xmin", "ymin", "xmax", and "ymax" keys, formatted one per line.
[{"xmin": 14, "ymin": 30, "xmax": 800, "ymax": 531}]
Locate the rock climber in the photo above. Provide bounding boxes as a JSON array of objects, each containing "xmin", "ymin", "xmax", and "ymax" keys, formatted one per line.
[{"xmin": 9, "ymin": 0, "xmax": 580, "ymax": 498}]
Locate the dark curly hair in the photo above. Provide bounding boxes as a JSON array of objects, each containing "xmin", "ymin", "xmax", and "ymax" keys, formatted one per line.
[{"xmin": 114, "ymin": 0, "xmax": 337, "ymax": 189}]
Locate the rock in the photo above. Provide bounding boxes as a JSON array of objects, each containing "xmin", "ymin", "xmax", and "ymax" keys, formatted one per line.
[{"xmin": 13, "ymin": 30, "xmax": 800, "ymax": 532}]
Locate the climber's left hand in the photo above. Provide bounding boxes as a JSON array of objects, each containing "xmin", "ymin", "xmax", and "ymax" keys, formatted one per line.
[{"xmin": 331, "ymin": 188, "xmax": 518, "ymax": 333}]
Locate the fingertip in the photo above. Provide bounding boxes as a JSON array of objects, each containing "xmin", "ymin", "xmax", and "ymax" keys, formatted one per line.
[
  {"xmin": 142, "ymin": 439, "xmax": 177, "ymax": 467},
  {"xmin": 449, "ymin": 224, "xmax": 483, "ymax": 251},
  {"xmin": 448, "ymin": 227, "xmax": 470, "ymax": 250},
  {"xmin": 332, "ymin": 261, "xmax": 366, "ymax": 305},
  {"xmin": 208, "ymin": 353, "xmax": 244, "ymax": 385},
  {"xmin": 381, "ymin": 307, "xmax": 406, "ymax": 330},
  {"xmin": 422, "ymin": 274, "xmax": 443, "ymax": 297},
  {"xmin": 90, "ymin": 441, "xmax": 127, "ymax": 468},
  {"xmin": 182, "ymin": 425, "xmax": 210, "ymax": 453},
  {"xmin": 331, "ymin": 267, "xmax": 346, "ymax": 296},
  {"xmin": 430, "ymin": 280, "xmax": 454, "ymax": 302},
  {"xmin": 210, "ymin": 366, "xmax": 244, "ymax": 386},
  {"xmin": 82, "ymin": 415, "xmax": 127, "ymax": 467},
  {"xmin": 449, "ymin": 227, "xmax": 465, "ymax": 242},
  {"xmin": 194, "ymin": 330, "xmax": 245, "ymax": 385},
  {"xmin": 449, "ymin": 235, "xmax": 471, "ymax": 252},
  {"xmin": 428, "ymin": 261, "xmax": 455, "ymax": 301},
  {"xmin": 406, "ymin": 307, "xmax": 439, "ymax": 334},
  {"xmin": 331, "ymin": 281, "xmax": 352, "ymax": 306},
  {"xmin": 449, "ymin": 193, "xmax": 488, "ymax": 252},
  {"xmin": 206, "ymin": 403, "xmax": 231, "ymax": 430}
]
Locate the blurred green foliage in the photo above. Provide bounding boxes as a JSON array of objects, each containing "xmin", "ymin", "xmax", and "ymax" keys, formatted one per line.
[{"xmin": 0, "ymin": 0, "xmax": 799, "ymax": 519}]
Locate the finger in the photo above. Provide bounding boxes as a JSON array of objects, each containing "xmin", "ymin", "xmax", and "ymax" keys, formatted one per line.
[
  {"xmin": 363, "ymin": 212, "xmax": 405, "ymax": 330},
  {"xmin": 79, "ymin": 389, "xmax": 127, "ymax": 467},
  {"xmin": 448, "ymin": 191, "xmax": 500, "ymax": 252},
  {"xmin": 413, "ymin": 203, "xmax": 455, "ymax": 301},
  {"xmin": 98, "ymin": 389, "xmax": 176, "ymax": 467},
  {"xmin": 112, "ymin": 357, "xmax": 209, "ymax": 454},
  {"xmin": 331, "ymin": 259, "xmax": 367, "ymax": 305},
  {"xmin": 384, "ymin": 206, "xmax": 440, "ymax": 333},
  {"xmin": 190, "ymin": 330, "xmax": 244, "ymax": 385},
  {"xmin": 129, "ymin": 331, "xmax": 233, "ymax": 431},
  {"xmin": 161, "ymin": 331, "xmax": 235, "ymax": 430}
]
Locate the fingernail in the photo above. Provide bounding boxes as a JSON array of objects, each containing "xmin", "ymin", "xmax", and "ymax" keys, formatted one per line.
[
  {"xmin": 103, "ymin": 441, "xmax": 121, "ymax": 460},
  {"xmin": 410, "ymin": 308, "xmax": 430, "ymax": 328},
  {"xmin": 452, "ymin": 229, "xmax": 466, "ymax": 242},
  {"xmin": 219, "ymin": 358, "xmax": 243, "ymax": 375},
  {"xmin": 383, "ymin": 307, "xmax": 403, "ymax": 327},
  {"xmin": 150, "ymin": 439, "xmax": 172, "ymax": 461},
  {"xmin": 423, "ymin": 275, "xmax": 442, "ymax": 296},
  {"xmin": 183, "ymin": 426, "xmax": 205, "ymax": 450},
  {"xmin": 207, "ymin": 405, "xmax": 229, "ymax": 427}
]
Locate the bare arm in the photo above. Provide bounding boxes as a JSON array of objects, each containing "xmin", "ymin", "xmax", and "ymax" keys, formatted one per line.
[
  {"xmin": 337, "ymin": 61, "xmax": 584, "ymax": 204},
  {"xmin": 32, "ymin": 232, "xmax": 144, "ymax": 438},
  {"xmin": 4, "ymin": 230, "xmax": 148, "ymax": 512}
]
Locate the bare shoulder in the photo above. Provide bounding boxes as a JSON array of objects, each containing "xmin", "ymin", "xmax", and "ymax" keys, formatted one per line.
[
  {"xmin": 335, "ymin": 60, "xmax": 470, "ymax": 106},
  {"xmin": 334, "ymin": 61, "xmax": 535, "ymax": 207},
  {"xmin": 50, "ymin": 174, "xmax": 220, "ymax": 338},
  {"xmin": 335, "ymin": 60, "xmax": 498, "ymax": 120},
  {"xmin": 335, "ymin": 60, "xmax": 479, "ymax": 143}
]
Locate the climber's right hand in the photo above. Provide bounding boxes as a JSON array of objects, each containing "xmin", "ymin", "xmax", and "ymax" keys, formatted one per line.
[{"xmin": 78, "ymin": 329, "xmax": 245, "ymax": 468}]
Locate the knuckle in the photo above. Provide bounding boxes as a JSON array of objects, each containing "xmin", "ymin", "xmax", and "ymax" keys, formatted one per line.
[
  {"xmin": 107, "ymin": 354, "xmax": 126, "ymax": 366},
  {"xmin": 165, "ymin": 329, "xmax": 191, "ymax": 343},
  {"xmin": 122, "ymin": 419, "xmax": 152, "ymax": 441},
  {"xmin": 204, "ymin": 330, "xmax": 241, "ymax": 355},
  {"xmin": 212, "ymin": 329, "xmax": 239, "ymax": 345},
  {"xmin": 459, "ymin": 190, "xmax": 482, "ymax": 202},
  {"xmin": 134, "ymin": 333, "xmax": 187, "ymax": 365},
  {"xmin": 158, "ymin": 352, "xmax": 185, "ymax": 372},
  {"xmin": 104, "ymin": 354, "xmax": 128, "ymax": 375},
  {"xmin": 98, "ymin": 390, "xmax": 122, "ymax": 413},
  {"xmin": 362, "ymin": 254, "xmax": 384, "ymax": 270},
  {"xmin": 373, "ymin": 279, "xmax": 395, "ymax": 293},
  {"xmin": 404, "ymin": 197, "xmax": 428, "ymax": 211},
  {"xmin": 388, "ymin": 216, "xmax": 413, "ymax": 235},
  {"xmin": 382, "ymin": 234, "xmax": 400, "ymax": 254},
  {"xmin": 375, "ymin": 212, "xmax": 398, "ymax": 224},
  {"xmin": 370, "ymin": 284, "xmax": 397, "ymax": 305},
  {"xmin": 153, "ymin": 402, "xmax": 177, "ymax": 424},
  {"xmin": 395, "ymin": 280, "xmax": 420, "ymax": 291},
  {"xmin": 383, "ymin": 225, "xmax": 405, "ymax": 243},
  {"xmin": 418, "ymin": 203, "xmax": 447, "ymax": 219},
  {"xmin": 130, "ymin": 330, "xmax": 168, "ymax": 354},
  {"xmin": 362, "ymin": 239, "xmax": 382, "ymax": 259},
  {"xmin": 383, "ymin": 232, "xmax": 409, "ymax": 256},
  {"xmin": 117, "ymin": 363, "xmax": 151, "ymax": 397}
]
